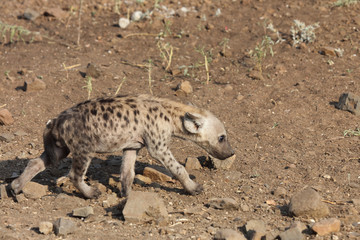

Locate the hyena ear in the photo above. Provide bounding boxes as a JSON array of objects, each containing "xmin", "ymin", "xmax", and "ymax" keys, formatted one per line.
[{"xmin": 183, "ymin": 112, "xmax": 204, "ymax": 134}]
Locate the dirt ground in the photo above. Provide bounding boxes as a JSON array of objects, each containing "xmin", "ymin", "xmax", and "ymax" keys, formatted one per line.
[{"xmin": 1, "ymin": 0, "xmax": 360, "ymax": 239}]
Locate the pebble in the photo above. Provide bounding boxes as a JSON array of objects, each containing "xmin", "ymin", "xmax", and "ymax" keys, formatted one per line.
[
  {"xmin": 176, "ymin": 80, "xmax": 193, "ymax": 95},
  {"xmin": 122, "ymin": 191, "xmax": 168, "ymax": 223},
  {"xmin": 23, "ymin": 8, "xmax": 40, "ymax": 21},
  {"xmin": 131, "ymin": 11, "xmax": 143, "ymax": 21},
  {"xmin": 183, "ymin": 205, "xmax": 203, "ymax": 215},
  {"xmin": 352, "ymin": 198, "xmax": 360, "ymax": 206},
  {"xmin": 319, "ymin": 46, "xmax": 337, "ymax": 57},
  {"xmin": 53, "ymin": 218, "xmax": 76, "ymax": 236},
  {"xmin": 44, "ymin": 7, "xmax": 69, "ymax": 19},
  {"xmin": 247, "ymin": 70, "xmax": 264, "ymax": 81},
  {"xmin": 210, "ymin": 154, "xmax": 236, "ymax": 170},
  {"xmin": 0, "ymin": 133, "xmax": 14, "ymax": 143},
  {"xmin": 289, "ymin": 187, "xmax": 329, "ymax": 218},
  {"xmin": 16, "ymin": 193, "xmax": 27, "ymax": 203},
  {"xmin": 224, "ymin": 85, "xmax": 233, "ymax": 91},
  {"xmin": 278, "ymin": 227, "xmax": 303, "ymax": 240},
  {"xmin": 207, "ymin": 197, "xmax": 239, "ymax": 210},
  {"xmin": 143, "ymin": 166, "xmax": 173, "ymax": 183},
  {"xmin": 134, "ymin": 174, "xmax": 152, "ymax": 185},
  {"xmin": 185, "ymin": 157, "xmax": 202, "ymax": 170},
  {"xmin": 245, "ymin": 220, "xmax": 267, "ymax": 237},
  {"xmin": 72, "ymin": 206, "xmax": 94, "ymax": 218},
  {"xmin": 312, "ymin": 218, "xmax": 341, "ymax": 236},
  {"xmin": 39, "ymin": 221, "xmax": 53, "ymax": 235},
  {"xmin": 214, "ymin": 229, "xmax": 246, "ymax": 240},
  {"xmin": 240, "ymin": 203, "xmax": 250, "ymax": 212},
  {"xmin": 86, "ymin": 63, "xmax": 101, "ymax": 78},
  {"xmin": 22, "ymin": 181, "xmax": 48, "ymax": 199},
  {"xmin": 0, "ymin": 109, "xmax": 14, "ymax": 125},
  {"xmin": 24, "ymin": 79, "xmax": 46, "ymax": 92},
  {"xmin": 0, "ymin": 184, "xmax": 8, "ymax": 199},
  {"xmin": 119, "ymin": 18, "xmax": 130, "ymax": 29},
  {"xmin": 14, "ymin": 130, "xmax": 27, "ymax": 136},
  {"xmin": 335, "ymin": 92, "xmax": 360, "ymax": 116},
  {"xmin": 273, "ymin": 186, "xmax": 287, "ymax": 198},
  {"xmin": 102, "ymin": 193, "xmax": 119, "ymax": 208}
]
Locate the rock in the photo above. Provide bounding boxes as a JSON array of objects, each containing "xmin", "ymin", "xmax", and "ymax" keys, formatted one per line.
[
  {"xmin": 0, "ymin": 133, "xmax": 14, "ymax": 143},
  {"xmin": 39, "ymin": 221, "xmax": 53, "ymax": 235},
  {"xmin": 273, "ymin": 186, "xmax": 287, "ymax": 198},
  {"xmin": 319, "ymin": 47, "xmax": 337, "ymax": 57},
  {"xmin": 352, "ymin": 198, "xmax": 360, "ymax": 206},
  {"xmin": 86, "ymin": 63, "xmax": 101, "ymax": 78},
  {"xmin": 335, "ymin": 92, "xmax": 360, "ymax": 115},
  {"xmin": 122, "ymin": 191, "xmax": 168, "ymax": 223},
  {"xmin": 185, "ymin": 157, "xmax": 202, "ymax": 170},
  {"xmin": 0, "ymin": 109, "xmax": 14, "ymax": 125},
  {"xmin": 15, "ymin": 193, "xmax": 27, "ymax": 203},
  {"xmin": 207, "ymin": 197, "xmax": 239, "ymax": 210},
  {"xmin": 183, "ymin": 205, "xmax": 203, "ymax": 216},
  {"xmin": 224, "ymin": 84, "xmax": 233, "ymax": 91},
  {"xmin": 289, "ymin": 221, "xmax": 307, "ymax": 233},
  {"xmin": 143, "ymin": 166, "xmax": 173, "ymax": 183},
  {"xmin": 22, "ymin": 181, "xmax": 48, "ymax": 199},
  {"xmin": 214, "ymin": 229, "xmax": 246, "ymax": 240},
  {"xmin": 119, "ymin": 18, "xmax": 130, "ymax": 29},
  {"xmin": 278, "ymin": 228, "xmax": 304, "ymax": 240},
  {"xmin": 23, "ymin": 8, "xmax": 40, "ymax": 21},
  {"xmin": 14, "ymin": 130, "xmax": 27, "ymax": 136},
  {"xmin": 312, "ymin": 218, "xmax": 341, "ymax": 236},
  {"xmin": 240, "ymin": 203, "xmax": 250, "ymax": 212},
  {"xmin": 247, "ymin": 70, "xmax": 264, "ymax": 81},
  {"xmin": 134, "ymin": 174, "xmax": 152, "ymax": 186},
  {"xmin": 131, "ymin": 11, "xmax": 143, "ymax": 21},
  {"xmin": 289, "ymin": 187, "xmax": 329, "ymax": 218},
  {"xmin": 0, "ymin": 184, "xmax": 8, "ymax": 199},
  {"xmin": 72, "ymin": 206, "xmax": 94, "ymax": 218},
  {"xmin": 24, "ymin": 79, "xmax": 46, "ymax": 92},
  {"xmin": 176, "ymin": 80, "xmax": 193, "ymax": 95},
  {"xmin": 210, "ymin": 154, "xmax": 236, "ymax": 170},
  {"xmin": 102, "ymin": 193, "xmax": 119, "ymax": 208},
  {"xmin": 44, "ymin": 7, "xmax": 69, "ymax": 19},
  {"xmin": 245, "ymin": 220, "xmax": 267, "ymax": 239},
  {"xmin": 275, "ymin": 64, "xmax": 287, "ymax": 74},
  {"xmin": 53, "ymin": 218, "xmax": 76, "ymax": 236}
]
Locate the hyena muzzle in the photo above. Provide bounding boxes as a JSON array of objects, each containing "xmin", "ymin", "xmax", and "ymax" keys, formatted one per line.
[{"xmin": 11, "ymin": 94, "xmax": 234, "ymax": 199}]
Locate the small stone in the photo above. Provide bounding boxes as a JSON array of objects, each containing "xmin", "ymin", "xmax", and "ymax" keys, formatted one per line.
[
  {"xmin": 23, "ymin": 8, "xmax": 40, "ymax": 21},
  {"xmin": 22, "ymin": 181, "xmax": 48, "ymax": 199},
  {"xmin": 122, "ymin": 191, "xmax": 168, "ymax": 223},
  {"xmin": 176, "ymin": 80, "xmax": 193, "ymax": 95},
  {"xmin": 275, "ymin": 64, "xmax": 287, "ymax": 74},
  {"xmin": 245, "ymin": 220, "xmax": 267, "ymax": 239},
  {"xmin": 237, "ymin": 95, "xmax": 245, "ymax": 101},
  {"xmin": 131, "ymin": 11, "xmax": 143, "ymax": 21},
  {"xmin": 86, "ymin": 63, "xmax": 101, "ymax": 78},
  {"xmin": 53, "ymin": 218, "xmax": 76, "ymax": 236},
  {"xmin": 224, "ymin": 85, "xmax": 233, "ymax": 91},
  {"xmin": 240, "ymin": 203, "xmax": 250, "ymax": 212},
  {"xmin": 312, "ymin": 218, "xmax": 341, "ymax": 236},
  {"xmin": 185, "ymin": 157, "xmax": 202, "ymax": 170},
  {"xmin": 0, "ymin": 184, "xmax": 8, "ymax": 199},
  {"xmin": 183, "ymin": 205, "xmax": 203, "ymax": 215},
  {"xmin": 207, "ymin": 197, "xmax": 238, "ymax": 210},
  {"xmin": 0, "ymin": 133, "xmax": 14, "ymax": 143},
  {"xmin": 102, "ymin": 193, "xmax": 119, "ymax": 208},
  {"xmin": 143, "ymin": 166, "xmax": 173, "ymax": 183},
  {"xmin": 247, "ymin": 70, "xmax": 264, "ymax": 81},
  {"xmin": 273, "ymin": 186, "xmax": 287, "ymax": 198},
  {"xmin": 0, "ymin": 109, "xmax": 14, "ymax": 125},
  {"xmin": 134, "ymin": 174, "xmax": 152, "ymax": 186},
  {"xmin": 210, "ymin": 154, "xmax": 236, "ymax": 170},
  {"xmin": 39, "ymin": 221, "xmax": 53, "ymax": 235},
  {"xmin": 24, "ymin": 79, "xmax": 46, "ymax": 92},
  {"xmin": 335, "ymin": 92, "xmax": 360, "ymax": 116},
  {"xmin": 15, "ymin": 193, "xmax": 27, "ymax": 203},
  {"xmin": 72, "ymin": 206, "xmax": 94, "ymax": 218},
  {"xmin": 319, "ymin": 47, "xmax": 336, "ymax": 57},
  {"xmin": 352, "ymin": 198, "xmax": 360, "ymax": 206},
  {"xmin": 44, "ymin": 7, "xmax": 69, "ymax": 19},
  {"xmin": 289, "ymin": 221, "xmax": 307, "ymax": 232},
  {"xmin": 119, "ymin": 18, "xmax": 130, "ymax": 29},
  {"xmin": 214, "ymin": 229, "xmax": 246, "ymax": 240},
  {"xmin": 289, "ymin": 187, "xmax": 329, "ymax": 218},
  {"xmin": 14, "ymin": 130, "xmax": 27, "ymax": 136},
  {"xmin": 278, "ymin": 227, "xmax": 304, "ymax": 240}
]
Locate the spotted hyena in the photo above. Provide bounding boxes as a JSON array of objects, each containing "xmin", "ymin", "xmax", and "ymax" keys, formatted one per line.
[{"xmin": 11, "ymin": 94, "xmax": 234, "ymax": 199}]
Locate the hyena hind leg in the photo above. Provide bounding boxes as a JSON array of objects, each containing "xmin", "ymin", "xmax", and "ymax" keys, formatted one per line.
[
  {"xmin": 68, "ymin": 153, "xmax": 101, "ymax": 199},
  {"xmin": 11, "ymin": 152, "xmax": 49, "ymax": 195},
  {"xmin": 120, "ymin": 149, "xmax": 138, "ymax": 197}
]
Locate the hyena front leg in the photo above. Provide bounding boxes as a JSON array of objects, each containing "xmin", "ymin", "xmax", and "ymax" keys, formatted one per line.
[
  {"xmin": 120, "ymin": 149, "xmax": 138, "ymax": 197},
  {"xmin": 11, "ymin": 152, "xmax": 49, "ymax": 194},
  {"xmin": 148, "ymin": 147, "xmax": 203, "ymax": 195},
  {"xmin": 68, "ymin": 153, "xmax": 100, "ymax": 199}
]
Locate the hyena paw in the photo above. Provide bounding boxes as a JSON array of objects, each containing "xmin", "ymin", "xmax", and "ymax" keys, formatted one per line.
[
  {"xmin": 187, "ymin": 183, "xmax": 204, "ymax": 195},
  {"xmin": 10, "ymin": 179, "xmax": 21, "ymax": 195},
  {"xmin": 83, "ymin": 187, "xmax": 102, "ymax": 199},
  {"xmin": 121, "ymin": 187, "xmax": 131, "ymax": 198}
]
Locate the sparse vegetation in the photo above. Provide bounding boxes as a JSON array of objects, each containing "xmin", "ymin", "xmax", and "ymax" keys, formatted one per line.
[
  {"xmin": 0, "ymin": 21, "xmax": 33, "ymax": 44},
  {"xmin": 157, "ymin": 41, "xmax": 173, "ymax": 72},
  {"xmin": 333, "ymin": 0, "xmax": 359, "ymax": 6},
  {"xmin": 249, "ymin": 36, "xmax": 274, "ymax": 74},
  {"xmin": 196, "ymin": 46, "xmax": 213, "ymax": 84},
  {"xmin": 115, "ymin": 77, "xmax": 127, "ymax": 95},
  {"xmin": 290, "ymin": 20, "xmax": 319, "ymax": 46},
  {"xmin": 219, "ymin": 38, "xmax": 230, "ymax": 55},
  {"xmin": 83, "ymin": 76, "xmax": 93, "ymax": 99},
  {"xmin": 343, "ymin": 128, "xmax": 360, "ymax": 137}
]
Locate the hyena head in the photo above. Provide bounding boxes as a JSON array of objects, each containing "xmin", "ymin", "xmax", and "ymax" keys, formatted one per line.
[{"xmin": 183, "ymin": 111, "xmax": 234, "ymax": 160}]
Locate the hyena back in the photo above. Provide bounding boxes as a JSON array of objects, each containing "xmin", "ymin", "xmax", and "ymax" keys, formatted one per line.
[{"xmin": 11, "ymin": 94, "xmax": 234, "ymax": 199}]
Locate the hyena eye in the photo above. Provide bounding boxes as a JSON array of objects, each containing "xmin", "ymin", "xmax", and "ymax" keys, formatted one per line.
[{"xmin": 218, "ymin": 135, "xmax": 226, "ymax": 143}]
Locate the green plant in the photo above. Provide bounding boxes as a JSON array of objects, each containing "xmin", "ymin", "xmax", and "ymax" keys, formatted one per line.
[
  {"xmin": 157, "ymin": 41, "xmax": 173, "ymax": 72},
  {"xmin": 290, "ymin": 20, "xmax": 319, "ymax": 46},
  {"xmin": 249, "ymin": 36, "xmax": 274, "ymax": 74},
  {"xmin": 196, "ymin": 46, "xmax": 213, "ymax": 84},
  {"xmin": 159, "ymin": 20, "xmax": 172, "ymax": 37},
  {"xmin": 0, "ymin": 21, "xmax": 33, "ymax": 44},
  {"xmin": 219, "ymin": 38, "xmax": 230, "ymax": 55},
  {"xmin": 333, "ymin": 0, "xmax": 359, "ymax": 6},
  {"xmin": 343, "ymin": 128, "xmax": 360, "ymax": 137},
  {"xmin": 83, "ymin": 76, "xmax": 93, "ymax": 99}
]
